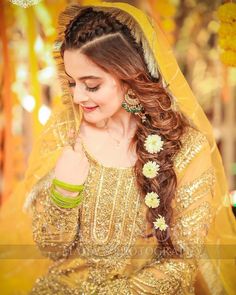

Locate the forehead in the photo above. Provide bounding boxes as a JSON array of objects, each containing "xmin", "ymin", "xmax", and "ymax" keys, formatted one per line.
[{"xmin": 63, "ymin": 50, "xmax": 107, "ymax": 78}]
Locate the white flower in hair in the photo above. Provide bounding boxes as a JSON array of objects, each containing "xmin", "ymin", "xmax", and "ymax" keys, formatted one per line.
[
  {"xmin": 142, "ymin": 161, "xmax": 160, "ymax": 178},
  {"xmin": 153, "ymin": 214, "xmax": 168, "ymax": 231},
  {"xmin": 145, "ymin": 192, "xmax": 160, "ymax": 208},
  {"xmin": 144, "ymin": 134, "xmax": 164, "ymax": 154}
]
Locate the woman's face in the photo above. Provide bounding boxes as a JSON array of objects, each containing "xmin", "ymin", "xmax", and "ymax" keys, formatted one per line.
[{"xmin": 63, "ymin": 50, "xmax": 128, "ymax": 124}]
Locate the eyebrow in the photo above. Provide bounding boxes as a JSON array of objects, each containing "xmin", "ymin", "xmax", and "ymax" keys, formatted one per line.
[{"xmin": 64, "ymin": 70, "xmax": 101, "ymax": 81}]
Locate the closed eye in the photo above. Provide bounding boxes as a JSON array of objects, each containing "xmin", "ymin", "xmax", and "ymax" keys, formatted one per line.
[
  {"xmin": 68, "ymin": 82, "xmax": 76, "ymax": 88},
  {"xmin": 68, "ymin": 82, "xmax": 100, "ymax": 92},
  {"xmin": 86, "ymin": 85, "xmax": 100, "ymax": 92}
]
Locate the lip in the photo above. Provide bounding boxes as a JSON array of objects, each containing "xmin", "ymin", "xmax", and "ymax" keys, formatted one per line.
[{"xmin": 81, "ymin": 105, "xmax": 98, "ymax": 112}]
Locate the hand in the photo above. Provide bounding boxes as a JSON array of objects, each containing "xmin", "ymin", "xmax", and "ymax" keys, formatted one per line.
[{"xmin": 54, "ymin": 136, "xmax": 89, "ymax": 192}]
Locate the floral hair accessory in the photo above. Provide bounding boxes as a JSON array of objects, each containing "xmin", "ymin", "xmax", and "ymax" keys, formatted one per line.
[
  {"xmin": 142, "ymin": 161, "xmax": 160, "ymax": 178},
  {"xmin": 145, "ymin": 192, "xmax": 160, "ymax": 208},
  {"xmin": 153, "ymin": 214, "xmax": 168, "ymax": 231},
  {"xmin": 144, "ymin": 134, "xmax": 164, "ymax": 154}
]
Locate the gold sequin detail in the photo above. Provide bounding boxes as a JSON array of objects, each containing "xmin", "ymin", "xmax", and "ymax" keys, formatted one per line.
[
  {"xmin": 174, "ymin": 128, "xmax": 208, "ymax": 173},
  {"xmin": 171, "ymin": 201, "xmax": 212, "ymax": 259},
  {"xmin": 152, "ymin": 260, "xmax": 197, "ymax": 294},
  {"xmin": 32, "ymin": 185, "xmax": 80, "ymax": 261},
  {"xmin": 129, "ymin": 270, "xmax": 181, "ymax": 295},
  {"xmin": 175, "ymin": 167, "xmax": 216, "ymax": 213},
  {"xmin": 78, "ymin": 154, "xmax": 146, "ymax": 261},
  {"xmin": 29, "ymin": 128, "xmax": 215, "ymax": 294},
  {"xmin": 30, "ymin": 152, "xmax": 147, "ymax": 294}
]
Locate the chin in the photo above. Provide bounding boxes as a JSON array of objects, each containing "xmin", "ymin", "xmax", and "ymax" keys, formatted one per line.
[{"xmin": 83, "ymin": 115, "xmax": 107, "ymax": 126}]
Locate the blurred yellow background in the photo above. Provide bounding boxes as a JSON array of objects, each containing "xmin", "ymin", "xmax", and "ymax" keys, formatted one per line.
[{"xmin": 0, "ymin": 0, "xmax": 236, "ymax": 210}]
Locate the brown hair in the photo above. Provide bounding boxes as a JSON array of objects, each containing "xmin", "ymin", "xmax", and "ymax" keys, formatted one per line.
[{"xmin": 60, "ymin": 7, "xmax": 190, "ymax": 254}]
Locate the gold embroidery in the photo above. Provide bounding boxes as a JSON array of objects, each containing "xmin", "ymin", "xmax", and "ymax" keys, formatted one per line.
[
  {"xmin": 32, "ymin": 185, "xmax": 80, "ymax": 261},
  {"xmin": 174, "ymin": 128, "xmax": 208, "ymax": 173},
  {"xmin": 30, "ymin": 272, "xmax": 132, "ymax": 295},
  {"xmin": 23, "ymin": 168, "xmax": 54, "ymax": 211},
  {"xmin": 129, "ymin": 270, "xmax": 181, "ymax": 295},
  {"xmin": 78, "ymin": 160, "xmax": 145, "ymax": 261},
  {"xmin": 173, "ymin": 201, "xmax": 212, "ymax": 235},
  {"xmin": 30, "ymin": 127, "xmax": 214, "ymax": 294},
  {"xmin": 171, "ymin": 201, "xmax": 212, "ymax": 259},
  {"xmin": 153, "ymin": 260, "xmax": 197, "ymax": 294},
  {"xmin": 30, "ymin": 156, "xmax": 147, "ymax": 294},
  {"xmin": 30, "ymin": 274, "xmax": 81, "ymax": 295},
  {"xmin": 95, "ymin": 277, "xmax": 132, "ymax": 295},
  {"xmin": 175, "ymin": 167, "xmax": 216, "ymax": 213}
]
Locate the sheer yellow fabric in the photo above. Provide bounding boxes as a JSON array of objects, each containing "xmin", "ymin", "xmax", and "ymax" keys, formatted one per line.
[
  {"xmin": 26, "ymin": 128, "xmax": 221, "ymax": 294},
  {"xmin": 0, "ymin": 1, "xmax": 235, "ymax": 294},
  {"xmin": 129, "ymin": 136, "xmax": 216, "ymax": 294}
]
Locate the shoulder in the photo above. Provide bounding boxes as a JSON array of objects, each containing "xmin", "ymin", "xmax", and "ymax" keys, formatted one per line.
[
  {"xmin": 23, "ymin": 168, "xmax": 55, "ymax": 213},
  {"xmin": 40, "ymin": 104, "xmax": 78, "ymax": 147}
]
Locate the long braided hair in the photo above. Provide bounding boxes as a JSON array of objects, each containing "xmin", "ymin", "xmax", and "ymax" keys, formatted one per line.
[{"xmin": 60, "ymin": 7, "xmax": 190, "ymax": 254}]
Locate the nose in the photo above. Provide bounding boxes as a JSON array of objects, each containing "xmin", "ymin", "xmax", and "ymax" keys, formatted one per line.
[{"xmin": 72, "ymin": 84, "xmax": 89, "ymax": 104}]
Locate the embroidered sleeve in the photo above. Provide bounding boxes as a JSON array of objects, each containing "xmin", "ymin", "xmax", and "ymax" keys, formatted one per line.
[
  {"xmin": 127, "ymin": 130, "xmax": 216, "ymax": 295},
  {"xmin": 30, "ymin": 171, "xmax": 80, "ymax": 261}
]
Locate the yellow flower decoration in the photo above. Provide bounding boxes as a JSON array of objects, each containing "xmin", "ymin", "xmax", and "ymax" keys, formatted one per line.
[
  {"xmin": 144, "ymin": 134, "xmax": 164, "ymax": 154},
  {"xmin": 217, "ymin": 3, "xmax": 236, "ymax": 24},
  {"xmin": 220, "ymin": 51, "xmax": 236, "ymax": 67},
  {"xmin": 219, "ymin": 37, "xmax": 236, "ymax": 51},
  {"xmin": 153, "ymin": 215, "xmax": 168, "ymax": 231},
  {"xmin": 218, "ymin": 23, "xmax": 236, "ymax": 38},
  {"xmin": 217, "ymin": 3, "xmax": 236, "ymax": 67},
  {"xmin": 145, "ymin": 192, "xmax": 160, "ymax": 208},
  {"xmin": 142, "ymin": 161, "xmax": 160, "ymax": 178}
]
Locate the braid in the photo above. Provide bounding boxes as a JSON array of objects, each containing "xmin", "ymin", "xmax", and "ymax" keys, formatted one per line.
[
  {"xmin": 62, "ymin": 7, "xmax": 147, "ymax": 67},
  {"xmin": 61, "ymin": 6, "xmax": 186, "ymax": 254},
  {"xmin": 64, "ymin": 8, "xmax": 116, "ymax": 46}
]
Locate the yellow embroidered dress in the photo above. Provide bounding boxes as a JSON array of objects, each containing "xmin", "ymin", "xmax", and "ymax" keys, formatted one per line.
[
  {"xmin": 28, "ymin": 127, "xmax": 218, "ymax": 295},
  {"xmin": 0, "ymin": 2, "xmax": 235, "ymax": 295}
]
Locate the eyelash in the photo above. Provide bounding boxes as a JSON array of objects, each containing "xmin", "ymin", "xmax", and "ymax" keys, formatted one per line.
[{"xmin": 68, "ymin": 82, "xmax": 100, "ymax": 92}]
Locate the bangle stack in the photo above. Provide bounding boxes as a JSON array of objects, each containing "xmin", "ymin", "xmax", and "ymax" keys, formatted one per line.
[{"xmin": 50, "ymin": 178, "xmax": 84, "ymax": 209}]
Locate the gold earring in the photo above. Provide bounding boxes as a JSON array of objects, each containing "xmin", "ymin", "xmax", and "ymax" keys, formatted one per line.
[
  {"xmin": 122, "ymin": 89, "xmax": 148, "ymax": 123},
  {"xmin": 122, "ymin": 89, "xmax": 143, "ymax": 114}
]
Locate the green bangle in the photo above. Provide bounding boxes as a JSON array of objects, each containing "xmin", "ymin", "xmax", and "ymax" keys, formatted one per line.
[
  {"xmin": 49, "ymin": 184, "xmax": 84, "ymax": 209},
  {"xmin": 50, "ymin": 189, "xmax": 83, "ymax": 209},
  {"xmin": 52, "ymin": 178, "xmax": 84, "ymax": 192},
  {"xmin": 52, "ymin": 184, "xmax": 83, "ymax": 203},
  {"xmin": 50, "ymin": 192, "xmax": 82, "ymax": 209}
]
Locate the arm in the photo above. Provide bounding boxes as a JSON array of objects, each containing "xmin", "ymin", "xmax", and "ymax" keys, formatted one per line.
[
  {"xmin": 30, "ymin": 170, "xmax": 80, "ymax": 261},
  {"xmin": 127, "ymin": 132, "xmax": 216, "ymax": 294},
  {"xmin": 29, "ymin": 139, "xmax": 89, "ymax": 261}
]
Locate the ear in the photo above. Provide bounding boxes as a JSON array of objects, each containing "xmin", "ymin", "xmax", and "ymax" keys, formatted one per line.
[{"xmin": 121, "ymin": 81, "xmax": 129, "ymax": 93}]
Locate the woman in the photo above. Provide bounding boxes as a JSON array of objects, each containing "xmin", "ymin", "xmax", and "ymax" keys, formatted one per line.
[{"xmin": 1, "ymin": 1, "xmax": 235, "ymax": 295}]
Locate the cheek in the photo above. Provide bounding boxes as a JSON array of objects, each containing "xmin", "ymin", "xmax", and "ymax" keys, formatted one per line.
[{"xmin": 94, "ymin": 85, "xmax": 124, "ymax": 107}]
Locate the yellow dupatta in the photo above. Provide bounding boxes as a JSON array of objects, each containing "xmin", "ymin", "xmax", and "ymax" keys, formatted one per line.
[{"xmin": 0, "ymin": 1, "xmax": 235, "ymax": 294}]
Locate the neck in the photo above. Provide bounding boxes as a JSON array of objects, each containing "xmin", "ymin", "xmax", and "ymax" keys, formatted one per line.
[
  {"xmin": 96, "ymin": 108, "xmax": 137, "ymax": 138},
  {"xmin": 109, "ymin": 109, "xmax": 137, "ymax": 136}
]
